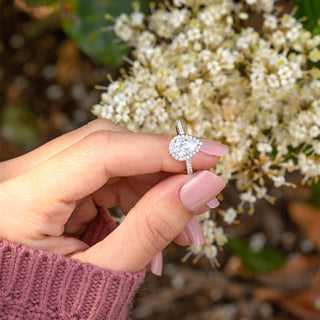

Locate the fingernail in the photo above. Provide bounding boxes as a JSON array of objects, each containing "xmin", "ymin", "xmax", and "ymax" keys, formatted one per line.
[
  {"xmin": 207, "ymin": 197, "xmax": 220, "ymax": 208},
  {"xmin": 150, "ymin": 251, "xmax": 163, "ymax": 276},
  {"xmin": 185, "ymin": 218, "xmax": 205, "ymax": 245},
  {"xmin": 180, "ymin": 171, "xmax": 226, "ymax": 212},
  {"xmin": 200, "ymin": 140, "xmax": 229, "ymax": 156}
]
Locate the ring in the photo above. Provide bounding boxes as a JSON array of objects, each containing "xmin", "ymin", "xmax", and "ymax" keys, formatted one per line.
[{"xmin": 169, "ymin": 120, "xmax": 203, "ymax": 175}]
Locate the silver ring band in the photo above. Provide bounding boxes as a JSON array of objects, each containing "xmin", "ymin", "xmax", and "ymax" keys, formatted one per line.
[
  {"xmin": 176, "ymin": 120, "xmax": 185, "ymax": 135},
  {"xmin": 186, "ymin": 158, "xmax": 193, "ymax": 175}
]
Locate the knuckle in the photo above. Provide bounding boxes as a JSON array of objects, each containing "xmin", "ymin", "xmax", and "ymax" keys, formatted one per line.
[
  {"xmin": 79, "ymin": 130, "xmax": 112, "ymax": 154},
  {"xmin": 143, "ymin": 210, "xmax": 176, "ymax": 250},
  {"xmin": 86, "ymin": 119, "xmax": 115, "ymax": 132},
  {"xmin": 78, "ymin": 130, "xmax": 113, "ymax": 177}
]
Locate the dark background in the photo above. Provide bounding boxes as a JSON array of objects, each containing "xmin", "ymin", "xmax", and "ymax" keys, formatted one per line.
[{"xmin": 1, "ymin": 1, "xmax": 319, "ymax": 319}]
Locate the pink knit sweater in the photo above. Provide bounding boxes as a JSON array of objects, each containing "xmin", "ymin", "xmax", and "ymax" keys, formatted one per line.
[{"xmin": 0, "ymin": 209, "xmax": 145, "ymax": 319}]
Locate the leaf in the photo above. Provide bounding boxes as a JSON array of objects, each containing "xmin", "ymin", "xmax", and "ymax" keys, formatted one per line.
[
  {"xmin": 225, "ymin": 236, "xmax": 286, "ymax": 274},
  {"xmin": 62, "ymin": 0, "xmax": 152, "ymax": 68},
  {"xmin": 288, "ymin": 201, "xmax": 320, "ymax": 249},
  {"xmin": 22, "ymin": 0, "xmax": 59, "ymax": 6},
  {"xmin": 294, "ymin": 0, "xmax": 320, "ymax": 35},
  {"xmin": 0, "ymin": 105, "xmax": 39, "ymax": 149}
]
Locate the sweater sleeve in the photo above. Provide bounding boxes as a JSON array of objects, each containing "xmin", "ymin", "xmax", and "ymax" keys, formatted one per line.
[{"xmin": 0, "ymin": 209, "xmax": 145, "ymax": 320}]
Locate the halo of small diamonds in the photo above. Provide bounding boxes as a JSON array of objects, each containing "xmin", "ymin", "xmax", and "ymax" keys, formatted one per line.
[{"xmin": 169, "ymin": 135, "xmax": 203, "ymax": 161}]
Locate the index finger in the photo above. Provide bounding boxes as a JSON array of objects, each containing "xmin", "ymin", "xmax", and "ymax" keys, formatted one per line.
[{"xmin": 1, "ymin": 119, "xmax": 128, "ymax": 181}]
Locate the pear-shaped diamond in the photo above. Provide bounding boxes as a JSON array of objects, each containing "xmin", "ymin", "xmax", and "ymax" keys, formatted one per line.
[{"xmin": 169, "ymin": 135, "xmax": 203, "ymax": 161}]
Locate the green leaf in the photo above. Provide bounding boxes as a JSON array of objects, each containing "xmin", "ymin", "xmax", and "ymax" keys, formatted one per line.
[
  {"xmin": 62, "ymin": 0, "xmax": 152, "ymax": 68},
  {"xmin": 225, "ymin": 236, "xmax": 286, "ymax": 274},
  {"xmin": 0, "ymin": 105, "xmax": 39, "ymax": 149},
  {"xmin": 294, "ymin": 0, "xmax": 320, "ymax": 35}
]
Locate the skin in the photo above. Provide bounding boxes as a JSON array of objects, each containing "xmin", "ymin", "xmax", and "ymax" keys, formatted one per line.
[{"xmin": 0, "ymin": 119, "xmax": 221, "ymax": 273}]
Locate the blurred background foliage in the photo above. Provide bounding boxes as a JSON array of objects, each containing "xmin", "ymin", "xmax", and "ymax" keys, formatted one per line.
[
  {"xmin": 1, "ymin": 0, "xmax": 319, "ymax": 154},
  {"xmin": 22, "ymin": 0, "xmax": 320, "ymax": 66},
  {"xmin": 1, "ymin": 1, "xmax": 320, "ymax": 319},
  {"xmin": 24, "ymin": 0, "xmax": 153, "ymax": 67},
  {"xmin": 294, "ymin": 0, "xmax": 320, "ymax": 35},
  {"xmin": 1, "ymin": 0, "xmax": 153, "ymax": 156}
]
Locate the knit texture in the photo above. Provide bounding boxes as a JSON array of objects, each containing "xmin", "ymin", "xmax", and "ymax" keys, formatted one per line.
[{"xmin": 0, "ymin": 209, "xmax": 145, "ymax": 320}]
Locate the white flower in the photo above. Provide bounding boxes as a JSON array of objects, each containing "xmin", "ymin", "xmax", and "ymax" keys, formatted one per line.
[
  {"xmin": 263, "ymin": 14, "xmax": 278, "ymax": 30},
  {"xmin": 272, "ymin": 176, "xmax": 286, "ymax": 187},
  {"xmin": 138, "ymin": 31, "xmax": 156, "ymax": 48},
  {"xmin": 207, "ymin": 60, "xmax": 221, "ymax": 75},
  {"xmin": 173, "ymin": 0, "xmax": 184, "ymax": 7},
  {"xmin": 204, "ymin": 245, "xmax": 218, "ymax": 259},
  {"xmin": 92, "ymin": 104, "xmax": 102, "ymax": 116},
  {"xmin": 286, "ymin": 25, "xmax": 301, "ymax": 41},
  {"xmin": 215, "ymin": 227, "xmax": 228, "ymax": 246},
  {"xmin": 93, "ymin": 0, "xmax": 320, "ymax": 264},
  {"xmin": 267, "ymin": 74, "xmax": 280, "ymax": 89},
  {"xmin": 224, "ymin": 208, "xmax": 237, "ymax": 224},
  {"xmin": 240, "ymin": 192, "xmax": 256, "ymax": 203},
  {"xmin": 245, "ymin": 0, "xmax": 257, "ymax": 5},
  {"xmin": 310, "ymin": 125, "xmax": 320, "ymax": 138},
  {"xmin": 309, "ymin": 49, "xmax": 320, "ymax": 63},
  {"xmin": 257, "ymin": 142, "xmax": 273, "ymax": 154},
  {"xmin": 281, "ymin": 14, "xmax": 297, "ymax": 28},
  {"xmin": 272, "ymin": 30, "xmax": 286, "ymax": 47},
  {"xmin": 186, "ymin": 26, "xmax": 201, "ymax": 41},
  {"xmin": 130, "ymin": 11, "xmax": 144, "ymax": 26},
  {"xmin": 314, "ymin": 142, "xmax": 320, "ymax": 155},
  {"xmin": 114, "ymin": 15, "xmax": 134, "ymax": 42},
  {"xmin": 115, "ymin": 104, "xmax": 130, "ymax": 123}
]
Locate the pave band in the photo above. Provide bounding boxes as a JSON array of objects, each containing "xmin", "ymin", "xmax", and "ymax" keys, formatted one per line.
[
  {"xmin": 169, "ymin": 120, "xmax": 202, "ymax": 175},
  {"xmin": 186, "ymin": 159, "xmax": 193, "ymax": 175},
  {"xmin": 176, "ymin": 120, "xmax": 185, "ymax": 135}
]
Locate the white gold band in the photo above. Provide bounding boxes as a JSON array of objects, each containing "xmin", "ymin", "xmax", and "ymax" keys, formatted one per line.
[
  {"xmin": 186, "ymin": 159, "xmax": 193, "ymax": 175},
  {"xmin": 175, "ymin": 120, "xmax": 185, "ymax": 135}
]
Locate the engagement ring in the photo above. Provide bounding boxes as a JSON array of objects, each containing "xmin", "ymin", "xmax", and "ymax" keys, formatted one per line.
[{"xmin": 169, "ymin": 120, "xmax": 202, "ymax": 175}]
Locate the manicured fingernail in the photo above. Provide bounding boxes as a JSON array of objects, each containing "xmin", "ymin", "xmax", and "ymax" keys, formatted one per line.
[
  {"xmin": 150, "ymin": 251, "xmax": 163, "ymax": 276},
  {"xmin": 200, "ymin": 140, "xmax": 229, "ymax": 156},
  {"xmin": 185, "ymin": 218, "xmax": 205, "ymax": 245},
  {"xmin": 207, "ymin": 197, "xmax": 220, "ymax": 208},
  {"xmin": 180, "ymin": 171, "xmax": 226, "ymax": 212}
]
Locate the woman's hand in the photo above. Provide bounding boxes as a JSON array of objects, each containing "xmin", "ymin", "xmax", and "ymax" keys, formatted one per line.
[{"xmin": 0, "ymin": 119, "xmax": 227, "ymax": 274}]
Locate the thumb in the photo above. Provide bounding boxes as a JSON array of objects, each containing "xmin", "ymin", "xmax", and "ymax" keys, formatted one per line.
[{"xmin": 72, "ymin": 170, "xmax": 225, "ymax": 273}]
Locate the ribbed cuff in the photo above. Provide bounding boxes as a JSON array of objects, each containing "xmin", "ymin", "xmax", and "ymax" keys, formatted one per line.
[{"xmin": 0, "ymin": 238, "xmax": 145, "ymax": 320}]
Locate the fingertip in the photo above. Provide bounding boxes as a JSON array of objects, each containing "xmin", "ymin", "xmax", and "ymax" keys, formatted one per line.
[
  {"xmin": 207, "ymin": 197, "xmax": 220, "ymax": 208},
  {"xmin": 200, "ymin": 140, "xmax": 229, "ymax": 156},
  {"xmin": 150, "ymin": 251, "xmax": 163, "ymax": 276},
  {"xmin": 174, "ymin": 228, "xmax": 193, "ymax": 246},
  {"xmin": 184, "ymin": 218, "xmax": 205, "ymax": 245}
]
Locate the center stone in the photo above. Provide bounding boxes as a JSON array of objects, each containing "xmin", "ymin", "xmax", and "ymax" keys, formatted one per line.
[{"xmin": 169, "ymin": 135, "xmax": 203, "ymax": 161}]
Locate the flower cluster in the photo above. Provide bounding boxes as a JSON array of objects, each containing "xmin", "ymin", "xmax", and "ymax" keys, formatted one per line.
[{"xmin": 93, "ymin": 0, "xmax": 320, "ymax": 263}]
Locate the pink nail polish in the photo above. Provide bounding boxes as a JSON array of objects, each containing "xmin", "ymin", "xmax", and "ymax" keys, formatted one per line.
[
  {"xmin": 180, "ymin": 171, "xmax": 226, "ymax": 212},
  {"xmin": 200, "ymin": 140, "xmax": 229, "ymax": 156},
  {"xmin": 207, "ymin": 197, "xmax": 220, "ymax": 208},
  {"xmin": 185, "ymin": 218, "xmax": 205, "ymax": 245},
  {"xmin": 150, "ymin": 251, "xmax": 163, "ymax": 276}
]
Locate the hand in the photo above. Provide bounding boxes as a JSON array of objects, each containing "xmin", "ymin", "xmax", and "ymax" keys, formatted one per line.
[{"xmin": 0, "ymin": 119, "xmax": 227, "ymax": 274}]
